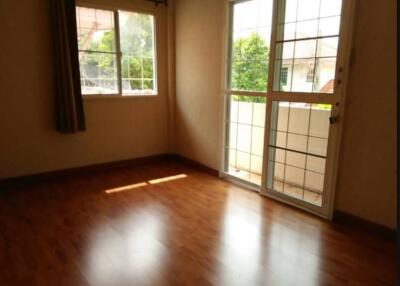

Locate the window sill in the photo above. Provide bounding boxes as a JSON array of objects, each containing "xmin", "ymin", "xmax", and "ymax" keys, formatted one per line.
[{"xmin": 82, "ymin": 94, "xmax": 158, "ymax": 100}]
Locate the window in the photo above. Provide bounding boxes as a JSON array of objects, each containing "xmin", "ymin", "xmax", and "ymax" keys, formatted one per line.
[
  {"xmin": 224, "ymin": 0, "xmax": 273, "ymax": 185},
  {"xmin": 229, "ymin": 0, "xmax": 272, "ymax": 93},
  {"xmin": 306, "ymin": 64, "xmax": 314, "ymax": 82},
  {"xmin": 76, "ymin": 6, "xmax": 157, "ymax": 96},
  {"xmin": 281, "ymin": 66, "xmax": 288, "ymax": 85},
  {"xmin": 273, "ymin": 0, "xmax": 342, "ymax": 93}
]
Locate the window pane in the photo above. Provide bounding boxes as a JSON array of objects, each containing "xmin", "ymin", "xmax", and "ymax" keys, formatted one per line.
[
  {"xmin": 253, "ymin": 102, "xmax": 266, "ymax": 127},
  {"xmin": 229, "ymin": 122, "xmax": 238, "ymax": 149},
  {"xmin": 76, "ymin": 7, "xmax": 116, "ymax": 52},
  {"xmin": 291, "ymin": 58, "xmax": 315, "ymax": 92},
  {"xmin": 282, "ymin": 23, "xmax": 296, "ymax": 40},
  {"xmin": 320, "ymin": 0, "xmax": 342, "ymax": 18},
  {"xmin": 296, "ymin": 0, "xmax": 320, "ymax": 21},
  {"xmin": 237, "ymin": 100, "xmax": 253, "ymax": 124},
  {"xmin": 318, "ymin": 16, "xmax": 341, "ymax": 37},
  {"xmin": 284, "ymin": 165, "xmax": 305, "ymax": 188},
  {"xmin": 250, "ymin": 155, "xmax": 263, "ymax": 174},
  {"xmin": 225, "ymin": 95, "xmax": 266, "ymax": 186},
  {"xmin": 276, "ymin": 59, "xmax": 293, "ymax": 91},
  {"xmin": 288, "ymin": 102, "xmax": 310, "ymax": 135},
  {"xmin": 230, "ymin": 0, "xmax": 273, "ymax": 92},
  {"xmin": 317, "ymin": 37, "xmax": 338, "ymax": 58},
  {"xmin": 237, "ymin": 124, "xmax": 252, "ymax": 152},
  {"xmin": 279, "ymin": 42, "xmax": 295, "ymax": 59},
  {"xmin": 306, "ymin": 155, "xmax": 326, "ymax": 174},
  {"xmin": 270, "ymin": 130, "xmax": 287, "ymax": 148},
  {"xmin": 286, "ymin": 151, "xmax": 306, "ymax": 168},
  {"xmin": 294, "ymin": 40, "xmax": 317, "ymax": 59},
  {"xmin": 304, "ymin": 171, "xmax": 324, "ymax": 192},
  {"xmin": 275, "ymin": 148, "xmax": 286, "ymax": 163},
  {"xmin": 275, "ymin": 101, "xmax": 289, "ymax": 131},
  {"xmin": 287, "ymin": 133, "xmax": 308, "ymax": 153},
  {"xmin": 119, "ymin": 11, "xmax": 156, "ymax": 95},
  {"xmin": 236, "ymin": 152, "xmax": 251, "ymax": 177},
  {"xmin": 79, "ymin": 51, "xmax": 118, "ymax": 94},
  {"xmin": 308, "ymin": 137, "xmax": 328, "ymax": 157},
  {"xmin": 251, "ymin": 126, "xmax": 264, "ymax": 155},
  {"xmin": 314, "ymin": 57, "xmax": 336, "ymax": 93},
  {"xmin": 273, "ymin": 0, "xmax": 343, "ymax": 94},
  {"xmin": 282, "ymin": 0, "xmax": 297, "ymax": 23},
  {"xmin": 309, "ymin": 104, "xmax": 331, "ymax": 138},
  {"xmin": 296, "ymin": 19, "xmax": 318, "ymax": 39},
  {"xmin": 267, "ymin": 101, "xmax": 331, "ymax": 207}
]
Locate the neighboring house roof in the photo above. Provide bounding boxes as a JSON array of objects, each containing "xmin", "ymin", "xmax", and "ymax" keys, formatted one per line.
[{"xmin": 319, "ymin": 79, "xmax": 334, "ymax": 93}]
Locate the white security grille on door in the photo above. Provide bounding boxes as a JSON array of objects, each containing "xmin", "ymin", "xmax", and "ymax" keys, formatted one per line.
[
  {"xmin": 273, "ymin": 0, "xmax": 342, "ymax": 93},
  {"xmin": 266, "ymin": 101, "xmax": 331, "ymax": 206},
  {"xmin": 226, "ymin": 95, "xmax": 266, "ymax": 185}
]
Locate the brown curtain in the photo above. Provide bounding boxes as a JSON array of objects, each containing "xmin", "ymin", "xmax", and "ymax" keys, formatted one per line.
[{"xmin": 50, "ymin": 0, "xmax": 85, "ymax": 133}]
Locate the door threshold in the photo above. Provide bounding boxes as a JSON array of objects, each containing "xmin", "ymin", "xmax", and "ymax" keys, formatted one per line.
[{"xmin": 219, "ymin": 172, "xmax": 261, "ymax": 192}]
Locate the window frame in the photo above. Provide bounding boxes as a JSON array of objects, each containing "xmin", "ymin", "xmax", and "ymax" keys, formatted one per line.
[
  {"xmin": 76, "ymin": 3, "xmax": 158, "ymax": 98},
  {"xmin": 221, "ymin": 0, "xmax": 275, "ymax": 191}
]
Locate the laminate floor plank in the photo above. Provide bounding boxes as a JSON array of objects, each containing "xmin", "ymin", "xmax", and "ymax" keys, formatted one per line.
[{"xmin": 0, "ymin": 161, "xmax": 395, "ymax": 286}]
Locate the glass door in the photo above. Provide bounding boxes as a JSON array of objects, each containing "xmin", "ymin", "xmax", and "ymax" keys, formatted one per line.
[
  {"xmin": 223, "ymin": 0, "xmax": 274, "ymax": 187},
  {"xmin": 261, "ymin": 0, "xmax": 355, "ymax": 218},
  {"xmin": 222, "ymin": 0, "xmax": 355, "ymax": 219}
]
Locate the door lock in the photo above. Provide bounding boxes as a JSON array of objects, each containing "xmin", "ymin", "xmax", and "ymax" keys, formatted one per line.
[{"xmin": 329, "ymin": 115, "xmax": 340, "ymax": 124}]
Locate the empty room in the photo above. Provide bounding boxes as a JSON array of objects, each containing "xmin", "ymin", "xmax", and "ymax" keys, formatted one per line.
[{"xmin": 0, "ymin": 0, "xmax": 396, "ymax": 285}]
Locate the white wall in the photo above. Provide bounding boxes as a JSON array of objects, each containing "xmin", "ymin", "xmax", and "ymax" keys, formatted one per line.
[
  {"xmin": 175, "ymin": 0, "xmax": 225, "ymax": 169},
  {"xmin": 334, "ymin": 0, "xmax": 397, "ymax": 228}
]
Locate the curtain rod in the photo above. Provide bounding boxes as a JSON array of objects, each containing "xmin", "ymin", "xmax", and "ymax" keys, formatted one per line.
[{"xmin": 145, "ymin": 0, "xmax": 167, "ymax": 6}]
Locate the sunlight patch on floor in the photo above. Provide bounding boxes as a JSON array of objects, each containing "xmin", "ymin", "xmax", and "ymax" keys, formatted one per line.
[
  {"xmin": 148, "ymin": 174, "xmax": 187, "ymax": 184},
  {"xmin": 105, "ymin": 182, "xmax": 148, "ymax": 194},
  {"xmin": 105, "ymin": 174, "xmax": 188, "ymax": 194}
]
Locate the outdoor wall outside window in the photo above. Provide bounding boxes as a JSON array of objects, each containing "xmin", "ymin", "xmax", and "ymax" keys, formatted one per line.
[
  {"xmin": 76, "ymin": 6, "xmax": 157, "ymax": 96},
  {"xmin": 266, "ymin": 101, "xmax": 332, "ymax": 207}
]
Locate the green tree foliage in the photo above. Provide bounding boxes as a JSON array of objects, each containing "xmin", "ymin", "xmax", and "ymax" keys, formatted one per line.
[
  {"xmin": 231, "ymin": 33, "xmax": 268, "ymax": 103},
  {"xmin": 80, "ymin": 30, "xmax": 116, "ymax": 87},
  {"xmin": 230, "ymin": 34, "xmax": 329, "ymax": 110},
  {"xmin": 119, "ymin": 13, "xmax": 154, "ymax": 90}
]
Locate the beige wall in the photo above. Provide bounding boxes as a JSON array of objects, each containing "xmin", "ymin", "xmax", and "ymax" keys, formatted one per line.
[
  {"xmin": 0, "ymin": 0, "xmax": 171, "ymax": 179},
  {"xmin": 175, "ymin": 0, "xmax": 396, "ymax": 228},
  {"xmin": 175, "ymin": 0, "xmax": 225, "ymax": 169},
  {"xmin": 335, "ymin": 0, "xmax": 397, "ymax": 229}
]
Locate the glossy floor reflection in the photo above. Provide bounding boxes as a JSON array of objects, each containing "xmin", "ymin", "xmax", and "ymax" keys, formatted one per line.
[{"xmin": 0, "ymin": 161, "xmax": 395, "ymax": 285}]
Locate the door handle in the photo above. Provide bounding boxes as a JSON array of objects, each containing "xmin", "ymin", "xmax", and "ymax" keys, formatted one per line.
[{"xmin": 329, "ymin": 103, "xmax": 340, "ymax": 124}]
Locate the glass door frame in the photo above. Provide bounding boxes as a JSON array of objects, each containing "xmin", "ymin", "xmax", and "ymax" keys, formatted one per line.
[
  {"xmin": 260, "ymin": 0, "xmax": 357, "ymax": 219},
  {"xmin": 220, "ymin": 0, "xmax": 271, "ymax": 192},
  {"xmin": 220, "ymin": 0, "xmax": 357, "ymax": 220}
]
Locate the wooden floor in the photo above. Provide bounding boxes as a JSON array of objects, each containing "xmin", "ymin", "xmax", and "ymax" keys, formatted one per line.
[{"xmin": 0, "ymin": 161, "xmax": 396, "ymax": 286}]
